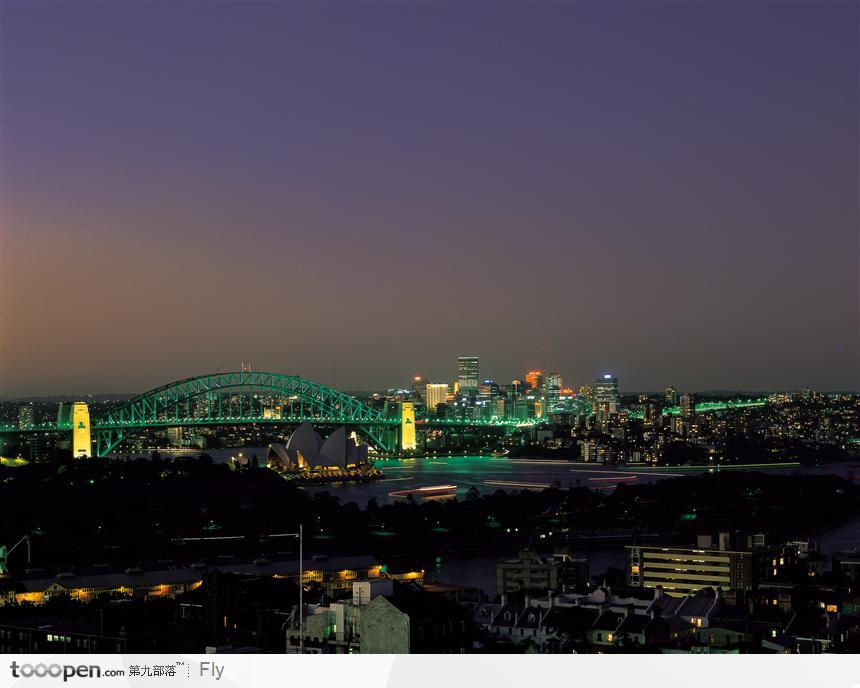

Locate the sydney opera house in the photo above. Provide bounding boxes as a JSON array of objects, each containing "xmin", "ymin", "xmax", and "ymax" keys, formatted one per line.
[{"xmin": 267, "ymin": 422, "xmax": 370, "ymax": 473}]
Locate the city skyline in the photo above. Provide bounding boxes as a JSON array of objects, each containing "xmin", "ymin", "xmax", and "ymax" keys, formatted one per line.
[
  {"xmin": 0, "ymin": 355, "xmax": 856, "ymax": 400},
  {"xmin": 2, "ymin": 1, "xmax": 858, "ymax": 396}
]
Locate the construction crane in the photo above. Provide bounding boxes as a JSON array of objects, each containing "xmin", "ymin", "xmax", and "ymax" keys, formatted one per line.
[{"xmin": 0, "ymin": 535, "xmax": 31, "ymax": 575}]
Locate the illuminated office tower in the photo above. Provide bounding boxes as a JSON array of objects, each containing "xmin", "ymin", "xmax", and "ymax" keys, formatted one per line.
[
  {"xmin": 457, "ymin": 356, "xmax": 479, "ymax": 395},
  {"xmin": 71, "ymin": 402, "xmax": 92, "ymax": 458},
  {"xmin": 425, "ymin": 384, "xmax": 448, "ymax": 414},
  {"xmin": 594, "ymin": 373, "xmax": 620, "ymax": 420},
  {"xmin": 525, "ymin": 370, "xmax": 544, "ymax": 392},
  {"xmin": 479, "ymin": 379, "xmax": 499, "ymax": 400},
  {"xmin": 400, "ymin": 402, "xmax": 417, "ymax": 451},
  {"xmin": 544, "ymin": 371, "xmax": 562, "ymax": 399}
]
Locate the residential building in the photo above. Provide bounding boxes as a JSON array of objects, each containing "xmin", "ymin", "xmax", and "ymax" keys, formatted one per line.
[
  {"xmin": 287, "ymin": 581, "xmax": 469, "ymax": 654},
  {"xmin": 627, "ymin": 544, "xmax": 754, "ymax": 593},
  {"xmin": 496, "ymin": 549, "xmax": 589, "ymax": 595}
]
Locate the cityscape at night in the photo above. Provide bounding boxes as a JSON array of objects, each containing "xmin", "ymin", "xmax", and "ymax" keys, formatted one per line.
[
  {"xmin": 0, "ymin": 361, "xmax": 858, "ymax": 655},
  {"xmin": 0, "ymin": 0, "xmax": 857, "ymax": 680}
]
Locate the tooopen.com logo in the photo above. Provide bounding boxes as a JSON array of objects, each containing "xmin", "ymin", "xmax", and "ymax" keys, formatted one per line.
[{"xmin": 10, "ymin": 662, "xmax": 125, "ymax": 682}]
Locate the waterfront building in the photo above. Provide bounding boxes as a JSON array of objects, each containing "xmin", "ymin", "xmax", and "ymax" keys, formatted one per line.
[
  {"xmin": 4, "ymin": 554, "xmax": 390, "ymax": 607},
  {"xmin": 266, "ymin": 423, "xmax": 369, "ymax": 471},
  {"xmin": 627, "ymin": 544, "xmax": 754, "ymax": 594},
  {"xmin": 496, "ymin": 549, "xmax": 589, "ymax": 595},
  {"xmin": 166, "ymin": 427, "xmax": 183, "ymax": 447}
]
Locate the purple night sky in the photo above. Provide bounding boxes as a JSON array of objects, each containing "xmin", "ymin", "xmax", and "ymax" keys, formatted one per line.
[{"xmin": 1, "ymin": 1, "xmax": 857, "ymax": 395}]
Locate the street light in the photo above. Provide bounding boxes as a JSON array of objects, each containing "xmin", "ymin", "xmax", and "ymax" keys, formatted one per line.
[{"xmin": 273, "ymin": 525, "xmax": 303, "ymax": 653}]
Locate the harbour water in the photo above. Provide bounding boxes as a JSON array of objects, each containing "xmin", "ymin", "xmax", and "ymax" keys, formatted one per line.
[{"xmin": 151, "ymin": 449, "xmax": 860, "ymax": 507}]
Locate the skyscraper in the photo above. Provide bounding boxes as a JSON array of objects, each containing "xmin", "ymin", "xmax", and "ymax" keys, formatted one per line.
[
  {"xmin": 525, "ymin": 370, "xmax": 544, "ymax": 392},
  {"xmin": 425, "ymin": 383, "xmax": 448, "ymax": 414},
  {"xmin": 544, "ymin": 371, "xmax": 563, "ymax": 399},
  {"xmin": 680, "ymin": 393, "xmax": 697, "ymax": 419},
  {"xmin": 457, "ymin": 356, "xmax": 479, "ymax": 395},
  {"xmin": 643, "ymin": 400, "xmax": 663, "ymax": 429},
  {"xmin": 594, "ymin": 373, "xmax": 620, "ymax": 420},
  {"xmin": 665, "ymin": 386, "xmax": 679, "ymax": 405}
]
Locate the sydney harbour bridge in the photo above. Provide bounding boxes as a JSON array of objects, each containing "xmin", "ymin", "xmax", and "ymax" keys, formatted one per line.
[
  {"xmin": 0, "ymin": 371, "xmax": 547, "ymax": 458},
  {"xmin": 1, "ymin": 371, "xmax": 766, "ymax": 459}
]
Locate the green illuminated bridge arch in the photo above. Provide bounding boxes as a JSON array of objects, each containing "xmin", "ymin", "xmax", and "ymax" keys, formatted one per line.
[
  {"xmin": 0, "ymin": 372, "xmax": 770, "ymax": 459},
  {"xmin": 0, "ymin": 371, "xmax": 547, "ymax": 458},
  {"xmin": 92, "ymin": 371, "xmax": 396, "ymax": 457}
]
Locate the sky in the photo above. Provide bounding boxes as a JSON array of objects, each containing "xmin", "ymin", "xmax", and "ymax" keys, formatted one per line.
[{"xmin": 1, "ymin": 1, "xmax": 857, "ymax": 396}]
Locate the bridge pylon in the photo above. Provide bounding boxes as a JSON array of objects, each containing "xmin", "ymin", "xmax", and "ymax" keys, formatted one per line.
[{"xmin": 57, "ymin": 402, "xmax": 92, "ymax": 458}]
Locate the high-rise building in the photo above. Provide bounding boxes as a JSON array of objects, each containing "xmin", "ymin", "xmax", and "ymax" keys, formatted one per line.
[
  {"xmin": 680, "ymin": 393, "xmax": 697, "ymax": 419},
  {"xmin": 457, "ymin": 356, "xmax": 479, "ymax": 395},
  {"xmin": 544, "ymin": 371, "xmax": 562, "ymax": 399},
  {"xmin": 425, "ymin": 384, "xmax": 448, "ymax": 414},
  {"xmin": 494, "ymin": 398, "xmax": 505, "ymax": 418},
  {"xmin": 18, "ymin": 404, "xmax": 35, "ymax": 429},
  {"xmin": 478, "ymin": 379, "xmax": 499, "ymax": 400},
  {"xmin": 578, "ymin": 385, "xmax": 595, "ymax": 409},
  {"xmin": 594, "ymin": 373, "xmax": 620, "ymax": 420},
  {"xmin": 643, "ymin": 400, "xmax": 663, "ymax": 429},
  {"xmin": 525, "ymin": 370, "xmax": 544, "ymax": 393},
  {"xmin": 665, "ymin": 386, "xmax": 679, "ymax": 405}
]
